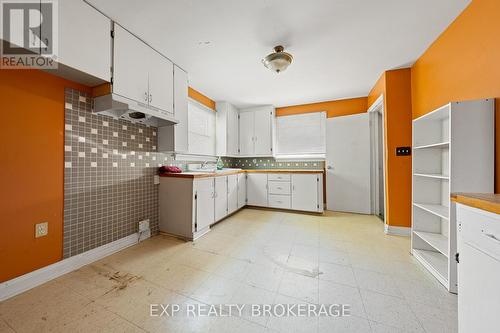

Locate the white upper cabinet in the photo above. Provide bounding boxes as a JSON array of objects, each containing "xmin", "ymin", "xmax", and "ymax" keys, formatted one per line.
[
  {"xmin": 239, "ymin": 111, "xmax": 254, "ymax": 156},
  {"xmin": 173, "ymin": 65, "xmax": 188, "ymax": 152},
  {"xmin": 239, "ymin": 106, "xmax": 274, "ymax": 156},
  {"xmin": 157, "ymin": 65, "xmax": 188, "ymax": 153},
  {"xmin": 57, "ymin": 0, "xmax": 111, "ymax": 85},
  {"xmin": 254, "ymin": 107, "xmax": 273, "ymax": 155},
  {"xmin": 112, "ymin": 24, "xmax": 174, "ymax": 115},
  {"xmin": 147, "ymin": 48, "xmax": 174, "ymax": 114},
  {"xmin": 216, "ymin": 102, "xmax": 239, "ymax": 157},
  {"xmin": 113, "ymin": 25, "xmax": 149, "ymax": 104}
]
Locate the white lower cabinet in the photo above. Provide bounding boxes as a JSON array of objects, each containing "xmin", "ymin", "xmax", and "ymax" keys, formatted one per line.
[
  {"xmin": 160, "ymin": 171, "xmax": 323, "ymax": 240},
  {"xmin": 215, "ymin": 176, "xmax": 228, "ymax": 221},
  {"xmin": 457, "ymin": 204, "xmax": 500, "ymax": 333},
  {"xmin": 269, "ymin": 194, "xmax": 291, "ymax": 209},
  {"xmin": 228, "ymin": 174, "xmax": 238, "ymax": 214},
  {"xmin": 248, "ymin": 172, "xmax": 324, "ymax": 213},
  {"xmin": 194, "ymin": 178, "xmax": 215, "ymax": 233},
  {"xmin": 237, "ymin": 173, "xmax": 247, "ymax": 209},
  {"xmin": 292, "ymin": 174, "xmax": 323, "ymax": 212},
  {"xmin": 247, "ymin": 173, "xmax": 268, "ymax": 206}
]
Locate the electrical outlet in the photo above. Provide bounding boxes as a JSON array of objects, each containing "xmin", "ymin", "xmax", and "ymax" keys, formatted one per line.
[
  {"xmin": 35, "ymin": 222, "xmax": 48, "ymax": 238},
  {"xmin": 138, "ymin": 219, "xmax": 150, "ymax": 232}
]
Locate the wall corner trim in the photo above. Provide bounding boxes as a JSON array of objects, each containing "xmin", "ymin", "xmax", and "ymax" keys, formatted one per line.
[
  {"xmin": 0, "ymin": 233, "xmax": 139, "ymax": 301},
  {"xmin": 384, "ymin": 224, "xmax": 411, "ymax": 237}
]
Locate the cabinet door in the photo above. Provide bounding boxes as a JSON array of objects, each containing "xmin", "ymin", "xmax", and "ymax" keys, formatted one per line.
[
  {"xmin": 239, "ymin": 111, "xmax": 254, "ymax": 155},
  {"xmin": 292, "ymin": 174, "xmax": 319, "ymax": 212},
  {"xmin": 113, "ymin": 25, "xmax": 149, "ymax": 104},
  {"xmin": 254, "ymin": 109, "xmax": 272, "ymax": 155},
  {"xmin": 228, "ymin": 174, "xmax": 238, "ymax": 214},
  {"xmin": 237, "ymin": 173, "xmax": 247, "ymax": 209},
  {"xmin": 58, "ymin": 0, "xmax": 111, "ymax": 81},
  {"xmin": 215, "ymin": 176, "xmax": 228, "ymax": 221},
  {"xmin": 247, "ymin": 173, "xmax": 268, "ymax": 206},
  {"xmin": 173, "ymin": 65, "xmax": 188, "ymax": 152},
  {"xmin": 148, "ymin": 49, "xmax": 174, "ymax": 114},
  {"xmin": 227, "ymin": 105, "xmax": 240, "ymax": 156},
  {"xmin": 195, "ymin": 178, "xmax": 214, "ymax": 232}
]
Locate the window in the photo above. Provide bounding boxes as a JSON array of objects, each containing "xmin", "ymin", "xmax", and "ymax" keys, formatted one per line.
[
  {"xmin": 187, "ymin": 100, "xmax": 216, "ymax": 157},
  {"xmin": 275, "ymin": 112, "xmax": 326, "ymax": 159}
]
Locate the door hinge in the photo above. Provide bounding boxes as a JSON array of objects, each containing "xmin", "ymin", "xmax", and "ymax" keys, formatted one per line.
[
  {"xmin": 238, "ymin": 148, "xmax": 240, "ymax": 153},
  {"xmin": 194, "ymin": 193, "xmax": 198, "ymax": 200},
  {"xmin": 238, "ymin": 114, "xmax": 240, "ymax": 119},
  {"xmin": 317, "ymin": 177, "xmax": 319, "ymax": 182},
  {"xmin": 194, "ymin": 222, "xmax": 198, "ymax": 231},
  {"xmin": 455, "ymin": 252, "xmax": 459, "ymax": 263},
  {"xmin": 110, "ymin": 77, "xmax": 114, "ymax": 85},
  {"xmin": 110, "ymin": 30, "xmax": 114, "ymax": 38},
  {"xmin": 317, "ymin": 204, "xmax": 320, "ymax": 209},
  {"xmin": 270, "ymin": 148, "xmax": 273, "ymax": 152}
]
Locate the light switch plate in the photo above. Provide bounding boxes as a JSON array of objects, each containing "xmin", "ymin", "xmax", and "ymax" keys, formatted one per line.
[{"xmin": 35, "ymin": 222, "xmax": 48, "ymax": 238}]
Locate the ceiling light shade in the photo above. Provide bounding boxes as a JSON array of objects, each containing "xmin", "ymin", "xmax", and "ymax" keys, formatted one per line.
[{"xmin": 262, "ymin": 45, "xmax": 293, "ymax": 73}]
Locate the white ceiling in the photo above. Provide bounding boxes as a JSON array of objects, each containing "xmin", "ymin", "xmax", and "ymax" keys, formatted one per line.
[{"xmin": 87, "ymin": 0, "xmax": 470, "ymax": 108}]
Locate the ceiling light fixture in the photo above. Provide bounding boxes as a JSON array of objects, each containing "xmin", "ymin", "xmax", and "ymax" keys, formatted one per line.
[{"xmin": 262, "ymin": 45, "xmax": 293, "ymax": 73}]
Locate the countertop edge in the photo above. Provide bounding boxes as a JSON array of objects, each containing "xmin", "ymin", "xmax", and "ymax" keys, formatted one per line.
[
  {"xmin": 451, "ymin": 193, "xmax": 500, "ymax": 215},
  {"xmin": 159, "ymin": 169, "xmax": 325, "ymax": 179}
]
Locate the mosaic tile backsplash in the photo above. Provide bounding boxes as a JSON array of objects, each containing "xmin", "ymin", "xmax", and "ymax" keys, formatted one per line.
[
  {"xmin": 63, "ymin": 88, "xmax": 170, "ymax": 258},
  {"xmin": 223, "ymin": 157, "xmax": 325, "ymax": 170}
]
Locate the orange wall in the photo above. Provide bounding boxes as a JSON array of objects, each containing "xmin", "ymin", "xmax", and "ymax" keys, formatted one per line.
[
  {"xmin": 276, "ymin": 97, "xmax": 368, "ymax": 118},
  {"xmin": 411, "ymin": 0, "xmax": 500, "ymax": 191},
  {"xmin": 188, "ymin": 87, "xmax": 216, "ymax": 110},
  {"xmin": 0, "ymin": 70, "xmax": 90, "ymax": 282},
  {"xmin": 368, "ymin": 69, "xmax": 413, "ymax": 228}
]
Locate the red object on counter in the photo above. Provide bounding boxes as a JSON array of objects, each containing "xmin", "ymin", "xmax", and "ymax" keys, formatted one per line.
[{"xmin": 159, "ymin": 166, "xmax": 182, "ymax": 174}]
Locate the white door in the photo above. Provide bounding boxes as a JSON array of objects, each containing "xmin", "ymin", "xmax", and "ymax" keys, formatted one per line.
[
  {"xmin": 247, "ymin": 173, "xmax": 268, "ymax": 206},
  {"xmin": 292, "ymin": 174, "xmax": 320, "ymax": 212},
  {"xmin": 326, "ymin": 113, "xmax": 371, "ymax": 214},
  {"xmin": 195, "ymin": 178, "xmax": 214, "ymax": 231},
  {"xmin": 148, "ymin": 50, "xmax": 174, "ymax": 114},
  {"xmin": 173, "ymin": 65, "xmax": 188, "ymax": 152},
  {"xmin": 228, "ymin": 174, "xmax": 238, "ymax": 214},
  {"xmin": 237, "ymin": 173, "xmax": 247, "ymax": 208},
  {"xmin": 113, "ymin": 25, "xmax": 149, "ymax": 104},
  {"xmin": 254, "ymin": 109, "xmax": 272, "ymax": 155},
  {"xmin": 215, "ymin": 176, "xmax": 228, "ymax": 221},
  {"xmin": 58, "ymin": 0, "xmax": 111, "ymax": 81},
  {"xmin": 239, "ymin": 111, "xmax": 254, "ymax": 155}
]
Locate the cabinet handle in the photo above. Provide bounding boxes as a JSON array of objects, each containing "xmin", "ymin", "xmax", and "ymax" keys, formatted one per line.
[{"xmin": 484, "ymin": 232, "xmax": 500, "ymax": 244}]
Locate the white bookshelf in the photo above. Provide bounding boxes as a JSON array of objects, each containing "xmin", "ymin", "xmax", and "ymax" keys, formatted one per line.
[{"xmin": 411, "ymin": 99, "xmax": 494, "ymax": 293}]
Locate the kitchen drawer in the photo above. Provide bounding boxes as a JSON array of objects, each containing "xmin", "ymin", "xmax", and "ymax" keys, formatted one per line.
[
  {"xmin": 268, "ymin": 181, "xmax": 291, "ymax": 195},
  {"xmin": 269, "ymin": 194, "xmax": 291, "ymax": 209},
  {"xmin": 268, "ymin": 173, "xmax": 291, "ymax": 182},
  {"xmin": 458, "ymin": 203, "xmax": 500, "ymax": 260}
]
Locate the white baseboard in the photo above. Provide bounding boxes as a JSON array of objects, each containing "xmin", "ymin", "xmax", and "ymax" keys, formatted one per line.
[
  {"xmin": 0, "ymin": 233, "xmax": 139, "ymax": 301},
  {"xmin": 384, "ymin": 224, "xmax": 411, "ymax": 236}
]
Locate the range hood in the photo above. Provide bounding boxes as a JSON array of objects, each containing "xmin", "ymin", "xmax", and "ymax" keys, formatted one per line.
[{"xmin": 93, "ymin": 93, "xmax": 178, "ymax": 127}]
